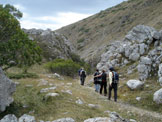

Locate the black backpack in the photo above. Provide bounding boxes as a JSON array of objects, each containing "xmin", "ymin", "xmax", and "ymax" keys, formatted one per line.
[
  {"xmin": 81, "ymin": 70, "xmax": 86, "ymax": 77},
  {"xmin": 112, "ymin": 71, "xmax": 119, "ymax": 83}
]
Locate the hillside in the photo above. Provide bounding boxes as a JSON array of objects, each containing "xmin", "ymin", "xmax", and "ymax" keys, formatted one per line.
[{"xmin": 57, "ymin": 0, "xmax": 162, "ymax": 65}]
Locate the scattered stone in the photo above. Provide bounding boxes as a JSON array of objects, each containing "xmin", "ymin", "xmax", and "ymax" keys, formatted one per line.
[
  {"xmin": 136, "ymin": 97, "xmax": 141, "ymax": 101},
  {"xmin": 153, "ymin": 88, "xmax": 162, "ymax": 104},
  {"xmin": 25, "ymin": 85, "xmax": 33, "ymax": 88},
  {"xmin": 0, "ymin": 68, "xmax": 16, "ymax": 112},
  {"xmin": 37, "ymin": 79, "xmax": 48, "ymax": 86},
  {"xmin": 84, "ymin": 117, "xmax": 110, "ymax": 122},
  {"xmin": 129, "ymin": 119, "xmax": 137, "ymax": 122},
  {"xmin": 127, "ymin": 80, "xmax": 144, "ymax": 90},
  {"xmin": 76, "ymin": 99, "xmax": 83, "ymax": 105},
  {"xmin": 19, "ymin": 114, "xmax": 36, "ymax": 122},
  {"xmin": 0, "ymin": 114, "xmax": 18, "ymax": 122},
  {"xmin": 40, "ymin": 86, "xmax": 56, "ymax": 93},
  {"xmin": 67, "ymin": 83, "xmax": 72, "ymax": 86},
  {"xmin": 53, "ymin": 73, "xmax": 64, "ymax": 80},
  {"xmin": 14, "ymin": 82, "xmax": 20, "ymax": 86},
  {"xmin": 88, "ymin": 104, "xmax": 100, "ymax": 109},
  {"xmin": 46, "ymin": 93, "xmax": 59, "ymax": 97},
  {"xmin": 52, "ymin": 118, "xmax": 75, "ymax": 122}
]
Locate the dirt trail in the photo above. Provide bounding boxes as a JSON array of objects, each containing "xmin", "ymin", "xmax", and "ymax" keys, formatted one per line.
[{"xmin": 85, "ymin": 84, "xmax": 162, "ymax": 121}]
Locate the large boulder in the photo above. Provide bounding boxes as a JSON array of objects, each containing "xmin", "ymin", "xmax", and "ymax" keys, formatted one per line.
[
  {"xmin": 0, "ymin": 68, "xmax": 16, "ymax": 112},
  {"xmin": 127, "ymin": 80, "xmax": 144, "ymax": 90},
  {"xmin": 0, "ymin": 114, "xmax": 17, "ymax": 122},
  {"xmin": 153, "ymin": 88, "xmax": 162, "ymax": 104},
  {"xmin": 19, "ymin": 114, "xmax": 36, "ymax": 122}
]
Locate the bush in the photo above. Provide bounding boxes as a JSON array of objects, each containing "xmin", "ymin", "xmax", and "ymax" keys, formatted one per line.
[
  {"xmin": 7, "ymin": 72, "xmax": 38, "ymax": 79},
  {"xmin": 45, "ymin": 59, "xmax": 91, "ymax": 77},
  {"xmin": 45, "ymin": 59, "xmax": 81, "ymax": 77}
]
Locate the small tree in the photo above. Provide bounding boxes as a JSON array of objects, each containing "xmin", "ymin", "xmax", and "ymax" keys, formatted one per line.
[{"xmin": 0, "ymin": 4, "xmax": 42, "ymax": 71}]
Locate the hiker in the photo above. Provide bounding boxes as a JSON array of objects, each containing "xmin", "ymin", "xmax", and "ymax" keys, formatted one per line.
[
  {"xmin": 95, "ymin": 69, "xmax": 107, "ymax": 96},
  {"xmin": 94, "ymin": 69, "xmax": 101, "ymax": 92},
  {"xmin": 80, "ymin": 68, "xmax": 86, "ymax": 85},
  {"xmin": 108, "ymin": 67, "xmax": 119, "ymax": 102}
]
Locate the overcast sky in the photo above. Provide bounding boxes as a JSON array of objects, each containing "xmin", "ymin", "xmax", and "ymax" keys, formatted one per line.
[{"xmin": 1, "ymin": 0, "xmax": 126, "ymax": 30}]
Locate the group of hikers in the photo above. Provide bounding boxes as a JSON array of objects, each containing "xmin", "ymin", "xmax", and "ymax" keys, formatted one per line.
[{"xmin": 78, "ymin": 67, "xmax": 119, "ymax": 102}]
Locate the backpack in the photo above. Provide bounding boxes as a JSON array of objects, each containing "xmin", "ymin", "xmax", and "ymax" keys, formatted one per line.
[
  {"xmin": 81, "ymin": 70, "xmax": 86, "ymax": 77},
  {"xmin": 112, "ymin": 71, "xmax": 119, "ymax": 83}
]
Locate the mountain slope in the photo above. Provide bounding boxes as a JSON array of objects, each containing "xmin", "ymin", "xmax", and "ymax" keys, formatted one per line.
[{"xmin": 57, "ymin": 0, "xmax": 162, "ymax": 65}]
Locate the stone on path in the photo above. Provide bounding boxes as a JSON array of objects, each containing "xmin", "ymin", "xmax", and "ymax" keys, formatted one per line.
[{"xmin": 0, "ymin": 114, "xmax": 18, "ymax": 122}]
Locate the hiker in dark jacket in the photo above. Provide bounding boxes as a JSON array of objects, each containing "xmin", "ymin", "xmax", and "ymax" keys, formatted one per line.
[
  {"xmin": 108, "ymin": 67, "xmax": 118, "ymax": 102},
  {"xmin": 80, "ymin": 68, "xmax": 86, "ymax": 85},
  {"xmin": 95, "ymin": 70, "xmax": 107, "ymax": 96},
  {"xmin": 94, "ymin": 69, "xmax": 101, "ymax": 92}
]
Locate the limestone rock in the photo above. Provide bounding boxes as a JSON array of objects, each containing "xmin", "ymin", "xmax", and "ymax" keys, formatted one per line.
[
  {"xmin": 76, "ymin": 99, "xmax": 83, "ymax": 105},
  {"xmin": 84, "ymin": 117, "xmax": 110, "ymax": 122},
  {"xmin": 0, "ymin": 68, "xmax": 16, "ymax": 112},
  {"xmin": 40, "ymin": 86, "xmax": 56, "ymax": 93},
  {"xmin": 52, "ymin": 118, "xmax": 75, "ymax": 122},
  {"xmin": 24, "ymin": 29, "xmax": 74, "ymax": 61},
  {"xmin": 153, "ymin": 88, "xmax": 162, "ymax": 104},
  {"xmin": 19, "ymin": 114, "xmax": 36, "ymax": 122},
  {"xmin": 88, "ymin": 104, "xmax": 100, "ymax": 109},
  {"xmin": 45, "ymin": 93, "xmax": 59, "ymax": 98},
  {"xmin": 127, "ymin": 80, "xmax": 144, "ymax": 90},
  {"xmin": 0, "ymin": 114, "xmax": 18, "ymax": 122},
  {"xmin": 37, "ymin": 79, "xmax": 48, "ymax": 86}
]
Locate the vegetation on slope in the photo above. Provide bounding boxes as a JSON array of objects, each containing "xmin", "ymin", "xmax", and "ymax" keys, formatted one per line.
[{"xmin": 57, "ymin": 0, "xmax": 162, "ymax": 63}]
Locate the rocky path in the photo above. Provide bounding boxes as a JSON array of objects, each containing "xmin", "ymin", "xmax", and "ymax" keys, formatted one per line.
[{"xmin": 85, "ymin": 84, "xmax": 162, "ymax": 122}]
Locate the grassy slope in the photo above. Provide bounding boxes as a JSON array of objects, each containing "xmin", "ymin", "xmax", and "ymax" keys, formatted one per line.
[
  {"xmin": 0, "ymin": 65, "xmax": 162, "ymax": 122},
  {"xmin": 56, "ymin": 0, "xmax": 162, "ymax": 62}
]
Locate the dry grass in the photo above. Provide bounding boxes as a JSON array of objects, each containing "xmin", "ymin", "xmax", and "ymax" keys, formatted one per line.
[
  {"xmin": 0, "ymin": 65, "xmax": 162, "ymax": 122},
  {"xmin": 57, "ymin": 0, "xmax": 162, "ymax": 62}
]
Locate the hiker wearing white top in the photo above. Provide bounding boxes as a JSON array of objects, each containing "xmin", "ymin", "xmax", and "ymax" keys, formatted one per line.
[{"xmin": 108, "ymin": 67, "xmax": 119, "ymax": 102}]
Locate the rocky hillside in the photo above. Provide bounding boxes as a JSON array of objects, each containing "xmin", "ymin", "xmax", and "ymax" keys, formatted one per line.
[
  {"xmin": 24, "ymin": 29, "xmax": 75, "ymax": 61},
  {"xmin": 97, "ymin": 25, "xmax": 162, "ymax": 83},
  {"xmin": 57, "ymin": 0, "xmax": 162, "ymax": 64}
]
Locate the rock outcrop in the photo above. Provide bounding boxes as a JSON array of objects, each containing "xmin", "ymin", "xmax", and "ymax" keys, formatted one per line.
[
  {"xmin": 0, "ymin": 68, "xmax": 16, "ymax": 112},
  {"xmin": 97, "ymin": 25, "xmax": 162, "ymax": 81},
  {"xmin": 24, "ymin": 29, "xmax": 74, "ymax": 61}
]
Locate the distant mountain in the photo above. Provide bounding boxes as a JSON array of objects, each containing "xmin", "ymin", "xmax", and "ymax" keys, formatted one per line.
[{"xmin": 56, "ymin": 0, "xmax": 162, "ymax": 66}]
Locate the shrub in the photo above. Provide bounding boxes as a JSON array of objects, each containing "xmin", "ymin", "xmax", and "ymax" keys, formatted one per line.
[
  {"xmin": 45, "ymin": 58, "xmax": 91, "ymax": 77},
  {"xmin": 7, "ymin": 72, "xmax": 38, "ymax": 79},
  {"xmin": 45, "ymin": 59, "xmax": 81, "ymax": 77}
]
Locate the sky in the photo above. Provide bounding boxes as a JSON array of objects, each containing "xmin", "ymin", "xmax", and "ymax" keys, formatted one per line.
[{"xmin": 0, "ymin": 0, "xmax": 126, "ymax": 30}]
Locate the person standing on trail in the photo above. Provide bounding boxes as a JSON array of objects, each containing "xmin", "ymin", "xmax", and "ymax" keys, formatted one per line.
[
  {"xmin": 80, "ymin": 68, "xmax": 86, "ymax": 86},
  {"xmin": 100, "ymin": 70, "xmax": 107, "ymax": 96},
  {"xmin": 94, "ymin": 69, "xmax": 101, "ymax": 92},
  {"xmin": 95, "ymin": 69, "xmax": 107, "ymax": 96},
  {"xmin": 108, "ymin": 67, "xmax": 119, "ymax": 102}
]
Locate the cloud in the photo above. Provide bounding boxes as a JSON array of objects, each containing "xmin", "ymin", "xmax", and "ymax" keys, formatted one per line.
[
  {"xmin": 13, "ymin": 4, "xmax": 26, "ymax": 11},
  {"xmin": 20, "ymin": 12, "xmax": 92, "ymax": 30}
]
